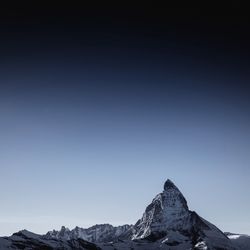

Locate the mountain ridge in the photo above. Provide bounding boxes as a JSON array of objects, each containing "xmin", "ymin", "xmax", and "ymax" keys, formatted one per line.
[{"xmin": 0, "ymin": 179, "xmax": 249, "ymax": 249}]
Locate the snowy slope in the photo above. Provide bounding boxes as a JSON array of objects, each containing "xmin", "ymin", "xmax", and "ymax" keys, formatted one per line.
[{"xmin": 225, "ymin": 233, "xmax": 250, "ymax": 250}]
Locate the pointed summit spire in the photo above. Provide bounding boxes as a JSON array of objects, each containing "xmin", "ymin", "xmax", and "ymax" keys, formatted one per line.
[
  {"xmin": 163, "ymin": 179, "xmax": 188, "ymax": 209},
  {"xmin": 132, "ymin": 178, "xmax": 189, "ymax": 240},
  {"xmin": 163, "ymin": 179, "xmax": 177, "ymax": 191}
]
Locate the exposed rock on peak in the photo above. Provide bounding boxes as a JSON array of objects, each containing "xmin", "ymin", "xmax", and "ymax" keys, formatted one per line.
[
  {"xmin": 163, "ymin": 179, "xmax": 177, "ymax": 190},
  {"xmin": 132, "ymin": 179, "xmax": 190, "ymax": 241},
  {"xmin": 162, "ymin": 179, "xmax": 189, "ymax": 210},
  {"xmin": 132, "ymin": 179, "xmax": 234, "ymax": 249}
]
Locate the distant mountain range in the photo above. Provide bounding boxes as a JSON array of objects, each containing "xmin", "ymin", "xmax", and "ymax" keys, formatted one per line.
[{"xmin": 0, "ymin": 179, "xmax": 249, "ymax": 249}]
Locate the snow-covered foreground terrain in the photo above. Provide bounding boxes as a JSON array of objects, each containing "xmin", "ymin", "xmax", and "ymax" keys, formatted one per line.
[
  {"xmin": 225, "ymin": 233, "xmax": 250, "ymax": 250},
  {"xmin": 0, "ymin": 179, "xmax": 249, "ymax": 249}
]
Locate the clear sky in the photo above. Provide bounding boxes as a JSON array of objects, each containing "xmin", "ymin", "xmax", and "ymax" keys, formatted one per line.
[{"xmin": 0, "ymin": 5, "xmax": 250, "ymax": 236}]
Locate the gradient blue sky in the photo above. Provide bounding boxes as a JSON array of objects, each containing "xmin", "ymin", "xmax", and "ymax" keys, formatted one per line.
[{"xmin": 0, "ymin": 5, "xmax": 250, "ymax": 236}]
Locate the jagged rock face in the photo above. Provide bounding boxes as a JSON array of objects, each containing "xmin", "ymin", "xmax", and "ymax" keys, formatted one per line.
[
  {"xmin": 132, "ymin": 179, "xmax": 190, "ymax": 240},
  {"xmin": 132, "ymin": 179, "xmax": 235, "ymax": 249},
  {"xmin": 46, "ymin": 224, "xmax": 133, "ymax": 243}
]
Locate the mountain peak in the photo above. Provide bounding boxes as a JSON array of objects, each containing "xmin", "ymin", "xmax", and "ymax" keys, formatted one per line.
[
  {"xmin": 163, "ymin": 179, "xmax": 177, "ymax": 191},
  {"xmin": 132, "ymin": 178, "xmax": 190, "ymax": 240},
  {"xmin": 163, "ymin": 179, "xmax": 187, "ymax": 208},
  {"xmin": 131, "ymin": 178, "xmax": 234, "ymax": 249}
]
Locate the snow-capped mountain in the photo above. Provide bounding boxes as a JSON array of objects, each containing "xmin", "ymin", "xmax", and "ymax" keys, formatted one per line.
[
  {"xmin": 132, "ymin": 179, "xmax": 190, "ymax": 240},
  {"xmin": 131, "ymin": 179, "xmax": 235, "ymax": 249},
  {"xmin": 0, "ymin": 178, "xmax": 249, "ymax": 249}
]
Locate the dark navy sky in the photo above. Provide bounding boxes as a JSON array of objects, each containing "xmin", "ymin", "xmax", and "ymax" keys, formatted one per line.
[{"xmin": 0, "ymin": 4, "xmax": 250, "ymax": 235}]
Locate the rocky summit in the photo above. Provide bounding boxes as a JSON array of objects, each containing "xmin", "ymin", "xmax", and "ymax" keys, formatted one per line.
[
  {"xmin": 131, "ymin": 179, "xmax": 235, "ymax": 249},
  {"xmin": 0, "ymin": 179, "xmax": 248, "ymax": 249}
]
